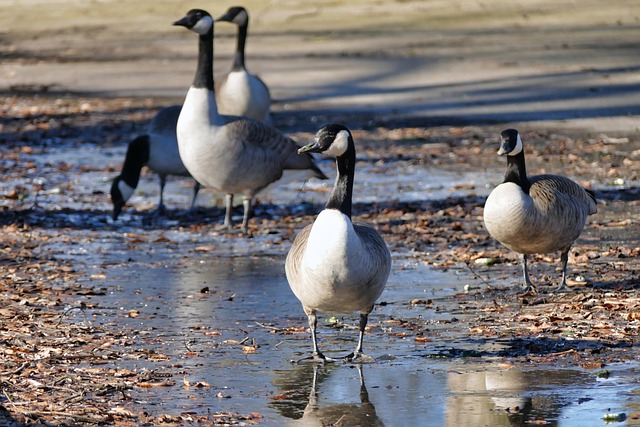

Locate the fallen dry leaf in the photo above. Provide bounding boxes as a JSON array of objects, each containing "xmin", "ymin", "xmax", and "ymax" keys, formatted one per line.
[
  {"xmin": 242, "ymin": 345, "xmax": 258, "ymax": 354},
  {"xmin": 109, "ymin": 407, "xmax": 138, "ymax": 418},
  {"xmin": 136, "ymin": 380, "xmax": 175, "ymax": 388}
]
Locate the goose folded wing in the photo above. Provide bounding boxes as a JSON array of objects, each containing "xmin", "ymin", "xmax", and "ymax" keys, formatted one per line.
[
  {"xmin": 529, "ymin": 174, "xmax": 597, "ymax": 214},
  {"xmin": 224, "ymin": 118, "xmax": 326, "ymax": 177},
  {"xmin": 353, "ymin": 223, "xmax": 392, "ymax": 275},
  {"xmin": 224, "ymin": 118, "xmax": 296, "ymax": 156}
]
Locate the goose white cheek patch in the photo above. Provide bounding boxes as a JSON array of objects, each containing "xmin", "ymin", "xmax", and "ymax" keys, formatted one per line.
[
  {"xmin": 192, "ymin": 15, "xmax": 213, "ymax": 35},
  {"xmin": 118, "ymin": 180, "xmax": 135, "ymax": 203},
  {"xmin": 509, "ymin": 133, "xmax": 524, "ymax": 156},
  {"xmin": 324, "ymin": 130, "xmax": 350, "ymax": 156}
]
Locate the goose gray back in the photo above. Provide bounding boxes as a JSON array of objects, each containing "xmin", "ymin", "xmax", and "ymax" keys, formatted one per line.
[
  {"xmin": 285, "ymin": 124, "xmax": 391, "ymax": 364},
  {"xmin": 146, "ymin": 105, "xmax": 190, "ymax": 176},
  {"xmin": 483, "ymin": 128, "xmax": 597, "ymax": 294},
  {"xmin": 215, "ymin": 6, "xmax": 271, "ymax": 122},
  {"xmin": 174, "ymin": 9, "xmax": 326, "ymax": 233},
  {"xmin": 110, "ymin": 105, "xmax": 200, "ymax": 220}
]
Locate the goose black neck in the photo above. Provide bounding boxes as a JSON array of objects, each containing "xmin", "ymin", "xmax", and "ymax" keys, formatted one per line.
[
  {"xmin": 231, "ymin": 23, "xmax": 247, "ymax": 71},
  {"xmin": 194, "ymin": 30, "xmax": 214, "ymax": 90},
  {"xmin": 326, "ymin": 145, "xmax": 355, "ymax": 218},
  {"xmin": 121, "ymin": 135, "xmax": 150, "ymax": 188},
  {"xmin": 504, "ymin": 151, "xmax": 531, "ymax": 194}
]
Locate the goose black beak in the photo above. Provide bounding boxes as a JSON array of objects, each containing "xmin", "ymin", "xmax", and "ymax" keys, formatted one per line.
[
  {"xmin": 112, "ymin": 203, "xmax": 123, "ymax": 221},
  {"xmin": 215, "ymin": 13, "xmax": 231, "ymax": 22},
  {"xmin": 497, "ymin": 139, "xmax": 511, "ymax": 156},
  {"xmin": 298, "ymin": 141, "xmax": 321, "ymax": 154},
  {"xmin": 173, "ymin": 16, "xmax": 190, "ymax": 27}
]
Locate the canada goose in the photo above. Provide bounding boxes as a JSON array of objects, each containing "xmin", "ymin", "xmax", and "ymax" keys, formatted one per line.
[
  {"xmin": 285, "ymin": 124, "xmax": 391, "ymax": 363},
  {"xmin": 173, "ymin": 9, "xmax": 326, "ymax": 234},
  {"xmin": 483, "ymin": 129, "xmax": 597, "ymax": 294},
  {"xmin": 110, "ymin": 105, "xmax": 200, "ymax": 220},
  {"xmin": 215, "ymin": 6, "xmax": 271, "ymax": 122}
]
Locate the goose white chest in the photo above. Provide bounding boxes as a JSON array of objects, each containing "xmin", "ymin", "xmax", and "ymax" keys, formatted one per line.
[
  {"xmin": 217, "ymin": 70, "xmax": 270, "ymax": 121},
  {"xmin": 484, "ymin": 182, "xmax": 534, "ymax": 246},
  {"xmin": 176, "ymin": 87, "xmax": 238, "ymax": 189},
  {"xmin": 294, "ymin": 210, "xmax": 375, "ymax": 313},
  {"xmin": 484, "ymin": 183, "xmax": 530, "ymax": 227},
  {"xmin": 302, "ymin": 210, "xmax": 360, "ymax": 271}
]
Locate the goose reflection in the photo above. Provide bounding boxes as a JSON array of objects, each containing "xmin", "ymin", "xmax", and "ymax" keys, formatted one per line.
[
  {"xmin": 447, "ymin": 367, "xmax": 531, "ymax": 427},
  {"xmin": 271, "ymin": 364, "xmax": 384, "ymax": 426},
  {"xmin": 445, "ymin": 365, "xmax": 597, "ymax": 426}
]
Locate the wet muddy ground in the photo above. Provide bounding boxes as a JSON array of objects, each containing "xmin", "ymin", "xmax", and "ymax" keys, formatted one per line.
[
  {"xmin": 1, "ymin": 95, "xmax": 638, "ymax": 427},
  {"xmin": 1, "ymin": 1, "xmax": 640, "ymax": 426}
]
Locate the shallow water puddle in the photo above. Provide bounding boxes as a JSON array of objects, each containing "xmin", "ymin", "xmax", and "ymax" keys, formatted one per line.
[
  {"xmin": 80, "ymin": 256, "xmax": 639, "ymax": 426},
  {"xmin": 1, "ymin": 139, "xmax": 496, "ymax": 215}
]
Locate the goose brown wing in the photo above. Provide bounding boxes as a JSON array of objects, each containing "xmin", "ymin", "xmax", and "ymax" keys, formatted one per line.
[
  {"xmin": 353, "ymin": 222, "xmax": 392, "ymax": 278},
  {"xmin": 225, "ymin": 118, "xmax": 327, "ymax": 179},
  {"xmin": 224, "ymin": 118, "xmax": 297, "ymax": 159},
  {"xmin": 529, "ymin": 174, "xmax": 597, "ymax": 214},
  {"xmin": 282, "ymin": 149, "xmax": 327, "ymax": 179},
  {"xmin": 285, "ymin": 224, "xmax": 312, "ymax": 285}
]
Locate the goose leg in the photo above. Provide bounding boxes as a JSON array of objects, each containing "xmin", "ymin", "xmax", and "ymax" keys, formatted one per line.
[
  {"xmin": 154, "ymin": 175, "xmax": 167, "ymax": 217},
  {"xmin": 189, "ymin": 181, "xmax": 201, "ymax": 212},
  {"xmin": 519, "ymin": 254, "xmax": 537, "ymax": 296},
  {"xmin": 241, "ymin": 196, "xmax": 252, "ymax": 234},
  {"xmin": 555, "ymin": 250, "xmax": 570, "ymax": 292},
  {"xmin": 295, "ymin": 307, "xmax": 334, "ymax": 364},
  {"xmin": 223, "ymin": 193, "xmax": 234, "ymax": 230},
  {"xmin": 176, "ymin": 180, "xmax": 201, "ymax": 218},
  {"xmin": 345, "ymin": 310, "xmax": 376, "ymax": 364}
]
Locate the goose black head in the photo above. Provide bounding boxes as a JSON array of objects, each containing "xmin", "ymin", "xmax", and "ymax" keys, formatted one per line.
[
  {"xmin": 174, "ymin": 9, "xmax": 214, "ymax": 35},
  {"xmin": 110, "ymin": 177, "xmax": 126, "ymax": 220},
  {"xmin": 498, "ymin": 128, "xmax": 524, "ymax": 156},
  {"xmin": 298, "ymin": 124, "xmax": 353, "ymax": 157},
  {"xmin": 110, "ymin": 175, "xmax": 137, "ymax": 220},
  {"xmin": 216, "ymin": 6, "xmax": 249, "ymax": 26}
]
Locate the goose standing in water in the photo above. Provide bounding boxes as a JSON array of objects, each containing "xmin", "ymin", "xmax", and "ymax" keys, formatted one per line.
[
  {"xmin": 285, "ymin": 124, "xmax": 391, "ymax": 363},
  {"xmin": 215, "ymin": 6, "xmax": 271, "ymax": 122},
  {"xmin": 173, "ymin": 9, "xmax": 326, "ymax": 233},
  {"xmin": 483, "ymin": 129, "xmax": 597, "ymax": 294},
  {"xmin": 110, "ymin": 105, "xmax": 200, "ymax": 220}
]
